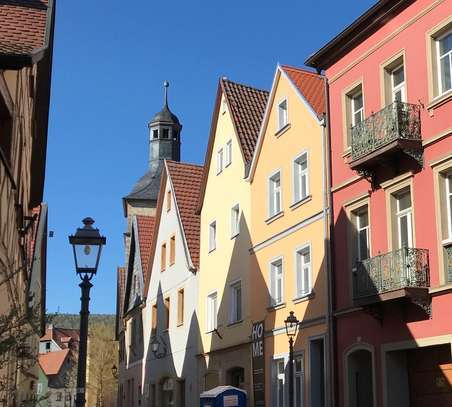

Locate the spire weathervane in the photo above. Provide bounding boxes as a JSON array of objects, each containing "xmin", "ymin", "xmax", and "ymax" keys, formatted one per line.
[{"xmin": 163, "ymin": 80, "xmax": 169, "ymax": 107}]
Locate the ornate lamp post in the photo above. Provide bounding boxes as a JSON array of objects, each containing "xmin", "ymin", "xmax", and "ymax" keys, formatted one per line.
[
  {"xmin": 69, "ymin": 218, "xmax": 106, "ymax": 407},
  {"xmin": 151, "ymin": 336, "xmax": 167, "ymax": 359},
  {"xmin": 284, "ymin": 311, "xmax": 299, "ymax": 407}
]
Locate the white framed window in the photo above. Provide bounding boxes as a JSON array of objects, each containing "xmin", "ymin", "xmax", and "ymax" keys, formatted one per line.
[
  {"xmin": 37, "ymin": 383, "xmax": 43, "ymax": 395},
  {"xmin": 270, "ymin": 258, "xmax": 284, "ymax": 306},
  {"xmin": 396, "ymin": 190, "xmax": 413, "ymax": 248},
  {"xmin": 294, "ymin": 355, "xmax": 304, "ymax": 407},
  {"xmin": 221, "ymin": 97, "xmax": 227, "ymax": 114},
  {"xmin": 229, "ymin": 280, "xmax": 242, "ymax": 323},
  {"xmin": 391, "ymin": 64, "xmax": 406, "ymax": 102},
  {"xmin": 293, "ymin": 153, "xmax": 309, "ymax": 203},
  {"xmin": 274, "ymin": 358, "xmax": 285, "ymax": 407},
  {"xmin": 278, "ymin": 99, "xmax": 288, "ymax": 130},
  {"xmin": 231, "ymin": 204, "xmax": 240, "ymax": 237},
  {"xmin": 217, "ymin": 148, "xmax": 223, "ymax": 175},
  {"xmin": 209, "ymin": 220, "xmax": 216, "ymax": 252},
  {"xmin": 446, "ymin": 174, "xmax": 452, "ymax": 238},
  {"xmin": 356, "ymin": 207, "xmax": 370, "ymax": 261},
  {"xmin": 225, "ymin": 139, "xmax": 232, "ymax": 167},
  {"xmin": 206, "ymin": 292, "xmax": 218, "ymax": 332},
  {"xmin": 437, "ymin": 30, "xmax": 452, "ymax": 95},
  {"xmin": 351, "ymin": 91, "xmax": 364, "ymax": 127},
  {"xmin": 269, "ymin": 171, "xmax": 282, "ymax": 218},
  {"xmin": 295, "ymin": 245, "xmax": 311, "ymax": 298}
]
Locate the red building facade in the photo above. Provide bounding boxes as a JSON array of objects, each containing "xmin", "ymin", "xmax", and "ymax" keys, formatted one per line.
[{"xmin": 307, "ymin": 0, "xmax": 452, "ymax": 405}]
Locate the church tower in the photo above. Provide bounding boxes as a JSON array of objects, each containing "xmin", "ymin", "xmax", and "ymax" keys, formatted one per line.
[{"xmin": 123, "ymin": 81, "xmax": 182, "ymax": 216}]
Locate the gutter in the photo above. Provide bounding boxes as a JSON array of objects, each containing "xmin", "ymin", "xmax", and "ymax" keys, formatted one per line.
[{"xmin": 322, "ymin": 76, "xmax": 337, "ymax": 407}]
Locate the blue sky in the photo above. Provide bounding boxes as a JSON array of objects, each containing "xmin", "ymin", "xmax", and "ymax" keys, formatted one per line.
[{"xmin": 44, "ymin": 0, "xmax": 376, "ymax": 314}]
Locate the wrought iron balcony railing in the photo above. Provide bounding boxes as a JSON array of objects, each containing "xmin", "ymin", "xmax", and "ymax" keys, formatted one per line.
[
  {"xmin": 353, "ymin": 247, "xmax": 429, "ymax": 301},
  {"xmin": 351, "ymin": 101, "xmax": 421, "ymax": 162}
]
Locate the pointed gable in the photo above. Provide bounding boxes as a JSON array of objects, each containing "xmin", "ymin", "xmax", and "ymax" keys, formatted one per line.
[
  {"xmin": 166, "ymin": 161, "xmax": 203, "ymax": 268},
  {"xmin": 136, "ymin": 215, "xmax": 155, "ymax": 281},
  {"xmin": 221, "ymin": 78, "xmax": 269, "ymax": 163},
  {"xmin": 280, "ymin": 65, "xmax": 325, "ymax": 119}
]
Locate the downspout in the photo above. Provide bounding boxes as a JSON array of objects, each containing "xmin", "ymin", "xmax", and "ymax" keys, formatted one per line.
[{"xmin": 322, "ymin": 75, "xmax": 337, "ymax": 407}]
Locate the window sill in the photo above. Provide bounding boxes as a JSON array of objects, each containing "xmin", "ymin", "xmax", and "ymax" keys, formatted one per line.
[
  {"xmin": 290, "ymin": 195, "xmax": 312, "ymax": 211},
  {"xmin": 275, "ymin": 123, "xmax": 291, "ymax": 138},
  {"xmin": 442, "ymin": 239, "xmax": 452, "ymax": 248},
  {"xmin": 342, "ymin": 147, "xmax": 351, "ymax": 159},
  {"xmin": 265, "ymin": 211, "xmax": 284, "ymax": 225},
  {"xmin": 427, "ymin": 90, "xmax": 452, "ymax": 111},
  {"xmin": 225, "ymin": 162, "xmax": 231, "ymax": 168},
  {"xmin": 230, "ymin": 232, "xmax": 240, "ymax": 240},
  {"xmin": 293, "ymin": 291, "xmax": 314, "ymax": 304},
  {"xmin": 208, "ymin": 247, "xmax": 216, "ymax": 254},
  {"xmin": 227, "ymin": 319, "xmax": 243, "ymax": 327},
  {"xmin": 267, "ymin": 302, "xmax": 286, "ymax": 311},
  {"xmin": 429, "ymin": 283, "xmax": 452, "ymax": 296},
  {"xmin": 177, "ymin": 322, "xmax": 184, "ymax": 327}
]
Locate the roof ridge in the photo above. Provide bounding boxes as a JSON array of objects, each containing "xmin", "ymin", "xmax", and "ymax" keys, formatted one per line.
[
  {"xmin": 166, "ymin": 160, "xmax": 204, "ymax": 169},
  {"xmin": 221, "ymin": 77, "xmax": 269, "ymax": 94},
  {"xmin": 280, "ymin": 64, "xmax": 323, "ymax": 78}
]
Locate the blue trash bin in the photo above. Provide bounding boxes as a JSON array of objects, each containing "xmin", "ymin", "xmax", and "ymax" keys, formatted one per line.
[{"xmin": 200, "ymin": 385, "xmax": 247, "ymax": 407}]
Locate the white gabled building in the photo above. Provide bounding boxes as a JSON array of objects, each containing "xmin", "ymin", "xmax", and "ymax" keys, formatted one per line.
[{"xmin": 142, "ymin": 160, "xmax": 204, "ymax": 407}]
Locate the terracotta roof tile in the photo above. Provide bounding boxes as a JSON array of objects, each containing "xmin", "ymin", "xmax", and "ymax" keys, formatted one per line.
[
  {"xmin": 280, "ymin": 65, "xmax": 325, "ymax": 118},
  {"xmin": 41, "ymin": 326, "xmax": 80, "ymax": 349},
  {"xmin": 221, "ymin": 79, "xmax": 269, "ymax": 162},
  {"xmin": 135, "ymin": 216, "xmax": 155, "ymax": 282},
  {"xmin": 38, "ymin": 348, "xmax": 69, "ymax": 376},
  {"xmin": 166, "ymin": 161, "xmax": 203, "ymax": 268},
  {"xmin": 0, "ymin": 0, "xmax": 49, "ymax": 56}
]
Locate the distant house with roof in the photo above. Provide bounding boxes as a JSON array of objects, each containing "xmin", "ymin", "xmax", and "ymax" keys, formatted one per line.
[{"xmin": 38, "ymin": 325, "xmax": 80, "ymax": 407}]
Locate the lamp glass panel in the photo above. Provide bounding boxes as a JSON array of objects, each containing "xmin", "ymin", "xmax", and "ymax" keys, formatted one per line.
[{"xmin": 74, "ymin": 243, "xmax": 100, "ymax": 271}]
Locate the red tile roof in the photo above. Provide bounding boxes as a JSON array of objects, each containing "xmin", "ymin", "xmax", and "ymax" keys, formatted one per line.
[
  {"xmin": 221, "ymin": 78, "xmax": 269, "ymax": 162},
  {"xmin": 39, "ymin": 348, "xmax": 69, "ymax": 376},
  {"xmin": 41, "ymin": 326, "xmax": 80, "ymax": 349},
  {"xmin": 280, "ymin": 65, "xmax": 325, "ymax": 118},
  {"xmin": 136, "ymin": 215, "xmax": 155, "ymax": 281},
  {"xmin": 0, "ymin": 0, "xmax": 50, "ymax": 56},
  {"xmin": 166, "ymin": 161, "xmax": 204, "ymax": 268},
  {"xmin": 117, "ymin": 266, "xmax": 126, "ymax": 320}
]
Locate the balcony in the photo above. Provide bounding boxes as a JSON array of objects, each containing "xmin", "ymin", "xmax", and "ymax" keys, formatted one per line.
[
  {"xmin": 353, "ymin": 247, "xmax": 430, "ymax": 312},
  {"xmin": 350, "ymin": 102, "xmax": 423, "ymax": 178}
]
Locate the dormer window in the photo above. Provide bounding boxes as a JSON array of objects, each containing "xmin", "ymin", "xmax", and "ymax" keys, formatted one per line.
[{"xmin": 162, "ymin": 128, "xmax": 169, "ymax": 139}]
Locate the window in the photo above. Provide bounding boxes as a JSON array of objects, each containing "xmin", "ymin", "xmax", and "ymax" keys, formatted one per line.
[
  {"xmin": 225, "ymin": 139, "xmax": 232, "ymax": 167},
  {"xmin": 56, "ymin": 393, "xmax": 62, "ymax": 401},
  {"xmin": 446, "ymin": 174, "xmax": 452, "ymax": 239},
  {"xmin": 161, "ymin": 242, "xmax": 166, "ymax": 271},
  {"xmin": 152, "ymin": 129, "xmax": 158, "ymax": 139},
  {"xmin": 217, "ymin": 148, "xmax": 223, "ymax": 174},
  {"xmin": 269, "ymin": 171, "xmax": 282, "ymax": 218},
  {"xmin": 151, "ymin": 303, "xmax": 157, "ymax": 336},
  {"xmin": 170, "ymin": 235, "xmax": 175, "ymax": 265},
  {"xmin": 294, "ymin": 356, "xmax": 304, "ymax": 407},
  {"xmin": 45, "ymin": 342, "xmax": 50, "ymax": 352},
  {"xmin": 293, "ymin": 153, "xmax": 309, "ymax": 203},
  {"xmin": 278, "ymin": 99, "xmax": 288, "ymax": 130},
  {"xmin": 229, "ymin": 280, "xmax": 242, "ymax": 323},
  {"xmin": 344, "ymin": 83, "xmax": 364, "ymax": 146},
  {"xmin": 296, "ymin": 246, "xmax": 311, "ymax": 298},
  {"xmin": 206, "ymin": 292, "xmax": 218, "ymax": 332},
  {"xmin": 164, "ymin": 297, "xmax": 170, "ymax": 330},
  {"xmin": 395, "ymin": 190, "xmax": 413, "ymax": 248},
  {"xmin": 231, "ymin": 204, "xmax": 240, "ymax": 237},
  {"xmin": 37, "ymin": 383, "xmax": 43, "ymax": 395},
  {"xmin": 65, "ymin": 394, "xmax": 71, "ymax": 401},
  {"xmin": 167, "ymin": 190, "xmax": 171, "ymax": 212},
  {"xmin": 270, "ymin": 258, "xmax": 284, "ymax": 306},
  {"xmin": 354, "ymin": 207, "xmax": 370, "ymax": 262},
  {"xmin": 177, "ymin": 289, "xmax": 184, "ymax": 326},
  {"xmin": 437, "ymin": 30, "xmax": 452, "ymax": 95},
  {"xmin": 274, "ymin": 359, "xmax": 285, "ymax": 407},
  {"xmin": 162, "ymin": 128, "xmax": 169, "ymax": 139},
  {"xmin": 391, "ymin": 64, "xmax": 406, "ymax": 102},
  {"xmin": 209, "ymin": 221, "xmax": 216, "ymax": 252},
  {"xmin": 221, "ymin": 97, "xmax": 227, "ymax": 114}
]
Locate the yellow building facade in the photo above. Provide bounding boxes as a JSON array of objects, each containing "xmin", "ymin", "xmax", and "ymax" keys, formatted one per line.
[
  {"xmin": 248, "ymin": 65, "xmax": 330, "ymax": 407},
  {"xmin": 197, "ymin": 78, "xmax": 268, "ymax": 402}
]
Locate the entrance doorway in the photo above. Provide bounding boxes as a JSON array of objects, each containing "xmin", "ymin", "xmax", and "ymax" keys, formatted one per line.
[
  {"xmin": 347, "ymin": 348, "xmax": 374, "ymax": 407},
  {"xmin": 310, "ymin": 337, "xmax": 326, "ymax": 407},
  {"xmin": 161, "ymin": 378, "xmax": 175, "ymax": 407},
  {"xmin": 227, "ymin": 367, "xmax": 245, "ymax": 388}
]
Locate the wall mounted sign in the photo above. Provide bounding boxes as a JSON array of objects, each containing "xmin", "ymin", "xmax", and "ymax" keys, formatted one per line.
[{"xmin": 251, "ymin": 320, "xmax": 265, "ymax": 406}]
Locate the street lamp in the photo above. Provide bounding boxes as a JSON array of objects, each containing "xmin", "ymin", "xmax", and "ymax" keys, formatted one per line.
[
  {"xmin": 150, "ymin": 336, "xmax": 167, "ymax": 359},
  {"xmin": 284, "ymin": 311, "xmax": 299, "ymax": 407},
  {"xmin": 69, "ymin": 217, "xmax": 106, "ymax": 407}
]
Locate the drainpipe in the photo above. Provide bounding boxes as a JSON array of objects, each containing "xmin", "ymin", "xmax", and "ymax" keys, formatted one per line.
[{"xmin": 321, "ymin": 75, "xmax": 337, "ymax": 407}]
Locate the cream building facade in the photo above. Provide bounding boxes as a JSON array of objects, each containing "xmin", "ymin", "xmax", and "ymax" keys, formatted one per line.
[{"xmin": 197, "ymin": 78, "xmax": 268, "ymax": 403}]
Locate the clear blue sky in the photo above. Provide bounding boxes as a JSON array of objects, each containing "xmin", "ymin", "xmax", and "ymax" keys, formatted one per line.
[{"xmin": 44, "ymin": 0, "xmax": 376, "ymax": 314}]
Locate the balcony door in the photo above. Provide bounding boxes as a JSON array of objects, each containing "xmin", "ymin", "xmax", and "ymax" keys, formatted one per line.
[
  {"xmin": 391, "ymin": 64, "xmax": 406, "ymax": 103},
  {"xmin": 396, "ymin": 190, "xmax": 413, "ymax": 249}
]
